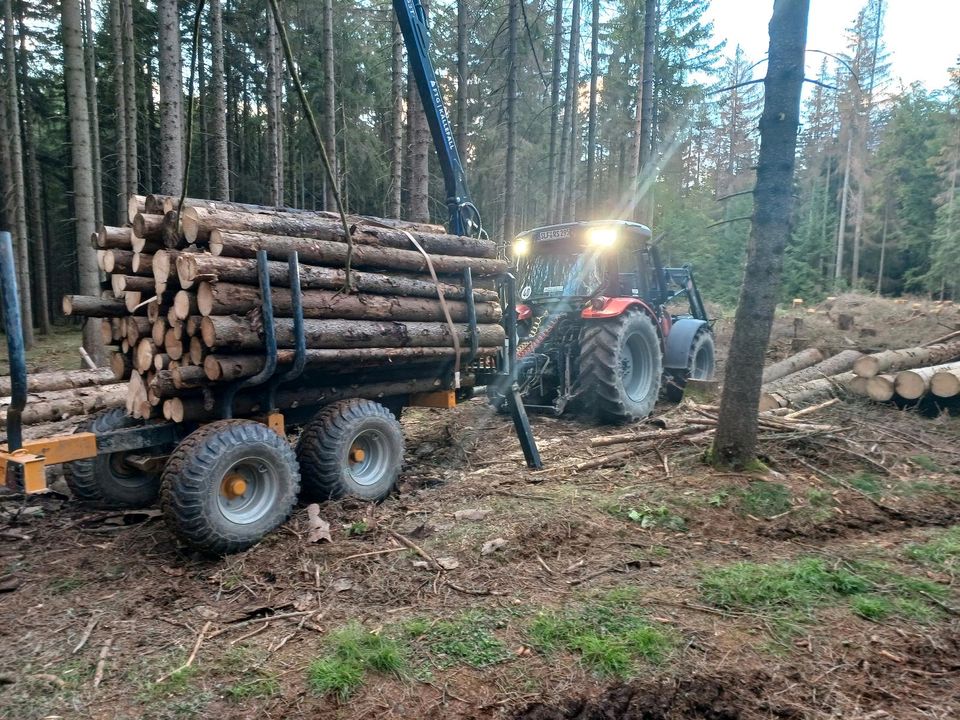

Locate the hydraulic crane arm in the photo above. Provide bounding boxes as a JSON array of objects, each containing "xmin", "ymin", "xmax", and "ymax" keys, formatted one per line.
[{"xmin": 392, "ymin": 0, "xmax": 480, "ymax": 237}]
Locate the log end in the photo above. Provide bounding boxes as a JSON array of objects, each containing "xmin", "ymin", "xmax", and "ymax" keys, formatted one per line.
[
  {"xmin": 853, "ymin": 357, "xmax": 879, "ymax": 378},
  {"xmin": 181, "ymin": 207, "xmax": 200, "ymax": 244},
  {"xmin": 866, "ymin": 376, "xmax": 895, "ymax": 402}
]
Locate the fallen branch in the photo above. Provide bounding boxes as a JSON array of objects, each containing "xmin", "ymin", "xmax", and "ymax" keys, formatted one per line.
[
  {"xmin": 92, "ymin": 637, "xmax": 113, "ymax": 688},
  {"xmin": 387, "ymin": 530, "xmax": 442, "ymax": 571},
  {"xmin": 72, "ymin": 615, "xmax": 100, "ymax": 654},
  {"xmin": 156, "ymin": 621, "xmax": 211, "ymax": 684}
]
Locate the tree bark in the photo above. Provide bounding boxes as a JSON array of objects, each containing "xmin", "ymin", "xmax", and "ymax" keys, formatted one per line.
[
  {"xmin": 200, "ymin": 315, "xmax": 505, "ymax": 351},
  {"xmin": 3, "ymin": 0, "xmax": 32, "ymax": 348},
  {"xmin": 834, "ymin": 133, "xmax": 852, "ymax": 286},
  {"xmin": 157, "ymin": 0, "xmax": 184, "ymax": 195},
  {"xmin": 0, "ymin": 385, "xmax": 127, "ymax": 427},
  {"xmin": 713, "ymin": 0, "xmax": 810, "ymax": 466},
  {"xmin": 556, "ymin": 0, "xmax": 580, "ymax": 220},
  {"xmin": 759, "ymin": 371, "xmax": 856, "ymax": 412},
  {"xmin": 0, "ymin": 367, "xmax": 119, "ymax": 396},
  {"xmin": 502, "ymin": 0, "xmax": 519, "ymax": 244},
  {"xmin": 853, "ymin": 340, "xmax": 960, "ymax": 378},
  {"xmin": 763, "ymin": 349, "xmax": 864, "ymax": 392},
  {"xmin": 209, "ymin": 0, "xmax": 229, "ymax": 200},
  {"xmin": 585, "ymin": 0, "xmax": 600, "ymax": 212},
  {"xmin": 321, "ymin": 0, "xmax": 338, "ymax": 210},
  {"xmin": 266, "ymin": 14, "xmax": 284, "ymax": 207},
  {"xmin": 81, "ymin": 0, "xmax": 103, "ymax": 228},
  {"xmin": 407, "ymin": 0, "xmax": 429, "ymax": 222},
  {"xmin": 62, "ymin": 295, "xmax": 129, "ymax": 318},
  {"xmin": 121, "ymin": 0, "xmax": 138, "ymax": 199},
  {"xmin": 15, "ymin": 13, "xmax": 50, "ymax": 335},
  {"xmin": 547, "ymin": 0, "xmax": 563, "ymax": 218},
  {"xmin": 389, "ymin": 16, "xmax": 403, "ymax": 218},
  {"xmin": 760, "ymin": 348, "xmax": 824, "ymax": 384},
  {"xmin": 638, "ymin": 0, "xmax": 656, "ymax": 177},
  {"xmin": 62, "ymin": 0, "xmax": 104, "ymax": 361},
  {"xmin": 894, "ymin": 361, "xmax": 960, "ymax": 400},
  {"xmin": 455, "ymin": 0, "xmax": 468, "ymax": 162},
  {"xmin": 196, "ymin": 281, "xmax": 501, "ymax": 323},
  {"xmin": 111, "ymin": 0, "xmax": 128, "ymax": 222}
]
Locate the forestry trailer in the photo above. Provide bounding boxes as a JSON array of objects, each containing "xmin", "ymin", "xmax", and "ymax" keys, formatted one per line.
[{"xmin": 488, "ymin": 222, "xmax": 716, "ymax": 423}]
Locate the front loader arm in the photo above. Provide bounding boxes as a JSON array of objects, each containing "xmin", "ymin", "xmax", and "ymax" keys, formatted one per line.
[{"xmin": 392, "ymin": 0, "xmax": 479, "ymax": 237}]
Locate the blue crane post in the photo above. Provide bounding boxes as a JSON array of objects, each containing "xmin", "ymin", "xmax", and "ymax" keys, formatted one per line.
[
  {"xmin": 393, "ymin": 0, "xmax": 471, "ymax": 236},
  {"xmin": 0, "ymin": 231, "xmax": 26, "ymax": 451}
]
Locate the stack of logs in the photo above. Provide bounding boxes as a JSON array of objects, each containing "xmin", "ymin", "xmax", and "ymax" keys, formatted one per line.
[
  {"xmin": 61, "ymin": 194, "xmax": 507, "ymax": 424},
  {"xmin": 758, "ymin": 337, "xmax": 960, "ymax": 412}
]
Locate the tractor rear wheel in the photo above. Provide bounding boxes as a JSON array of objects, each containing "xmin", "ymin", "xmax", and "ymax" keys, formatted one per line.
[
  {"xmin": 64, "ymin": 408, "xmax": 163, "ymax": 508},
  {"xmin": 296, "ymin": 399, "xmax": 404, "ymax": 502},
  {"xmin": 578, "ymin": 310, "xmax": 663, "ymax": 423},
  {"xmin": 665, "ymin": 327, "xmax": 716, "ymax": 402},
  {"xmin": 160, "ymin": 420, "xmax": 300, "ymax": 555}
]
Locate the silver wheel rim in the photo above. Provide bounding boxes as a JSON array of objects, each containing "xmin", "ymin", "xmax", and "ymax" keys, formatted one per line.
[
  {"xmin": 691, "ymin": 342, "xmax": 714, "ymax": 379},
  {"xmin": 216, "ymin": 456, "xmax": 280, "ymax": 525},
  {"xmin": 346, "ymin": 429, "xmax": 391, "ymax": 487},
  {"xmin": 621, "ymin": 333, "xmax": 653, "ymax": 401}
]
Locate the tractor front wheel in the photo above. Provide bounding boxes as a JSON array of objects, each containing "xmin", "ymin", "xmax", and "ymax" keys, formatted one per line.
[
  {"xmin": 578, "ymin": 310, "xmax": 663, "ymax": 423},
  {"xmin": 160, "ymin": 420, "xmax": 300, "ymax": 555}
]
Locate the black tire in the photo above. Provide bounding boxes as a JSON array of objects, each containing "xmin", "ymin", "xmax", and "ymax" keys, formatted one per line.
[
  {"xmin": 160, "ymin": 420, "xmax": 300, "ymax": 555},
  {"xmin": 296, "ymin": 399, "xmax": 404, "ymax": 502},
  {"xmin": 665, "ymin": 328, "xmax": 716, "ymax": 402},
  {"xmin": 578, "ymin": 310, "xmax": 663, "ymax": 423},
  {"xmin": 63, "ymin": 408, "xmax": 161, "ymax": 508}
]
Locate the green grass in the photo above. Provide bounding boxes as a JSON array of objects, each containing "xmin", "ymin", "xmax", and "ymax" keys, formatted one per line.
[
  {"xmin": 225, "ymin": 673, "xmax": 280, "ymax": 701},
  {"xmin": 848, "ymin": 472, "xmax": 883, "ymax": 498},
  {"xmin": 905, "ymin": 526, "xmax": 960, "ymax": 575},
  {"xmin": 738, "ymin": 481, "xmax": 792, "ymax": 518},
  {"xmin": 416, "ymin": 611, "xmax": 511, "ymax": 668},
  {"xmin": 910, "ymin": 455, "xmax": 941, "ymax": 473},
  {"xmin": 307, "ymin": 623, "xmax": 406, "ymax": 700},
  {"xmin": 606, "ymin": 502, "xmax": 687, "ymax": 531},
  {"xmin": 700, "ymin": 557, "xmax": 948, "ymax": 629},
  {"xmin": 527, "ymin": 587, "xmax": 677, "ymax": 677}
]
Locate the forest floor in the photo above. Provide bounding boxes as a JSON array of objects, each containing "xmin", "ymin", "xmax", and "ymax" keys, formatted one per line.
[{"xmin": 1, "ymin": 293, "xmax": 959, "ymax": 720}]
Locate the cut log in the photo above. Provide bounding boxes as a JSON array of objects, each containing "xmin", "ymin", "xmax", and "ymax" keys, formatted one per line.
[
  {"xmin": 203, "ymin": 346, "xmax": 497, "ymax": 382},
  {"xmin": 200, "ymin": 316, "xmax": 506, "ymax": 351},
  {"xmin": 102, "ymin": 249, "xmax": 137, "ymax": 275},
  {"xmin": 111, "ymin": 352, "xmax": 132, "ymax": 380},
  {"xmin": 134, "ymin": 339, "xmax": 157, "ymax": 373},
  {"xmin": 763, "ymin": 349, "xmax": 864, "ymax": 391},
  {"xmin": 894, "ymin": 362, "xmax": 960, "ymax": 400},
  {"xmin": 209, "ymin": 229, "xmax": 507, "ymax": 275},
  {"xmin": 0, "ymin": 367, "xmax": 119, "ymax": 396},
  {"xmin": 853, "ymin": 340, "xmax": 960, "ymax": 378},
  {"xmin": 62, "ymin": 295, "xmax": 128, "ymax": 318},
  {"xmin": 96, "ymin": 225, "xmax": 133, "ymax": 250},
  {"xmin": 758, "ymin": 371, "xmax": 858, "ymax": 411},
  {"xmin": 0, "ymin": 385, "xmax": 127, "ymax": 427},
  {"xmin": 154, "ymin": 353, "xmax": 172, "ymax": 371},
  {"xmin": 173, "ymin": 291, "xmax": 199, "ymax": 320},
  {"xmin": 132, "ymin": 212, "xmax": 168, "ymax": 241},
  {"xmin": 177, "ymin": 254, "xmax": 497, "ymax": 302},
  {"xmin": 866, "ymin": 374, "xmax": 895, "ymax": 402},
  {"xmin": 760, "ymin": 348, "xmax": 824, "ymax": 384},
  {"xmin": 100, "ymin": 319, "xmax": 115, "ymax": 345},
  {"xmin": 183, "ymin": 206, "xmax": 491, "ymax": 257},
  {"xmin": 171, "ymin": 365, "xmax": 206, "ymax": 390},
  {"xmin": 196, "ymin": 281, "xmax": 500, "ymax": 323},
  {"xmin": 131, "ymin": 252, "xmax": 153, "ymax": 274},
  {"xmin": 111, "ymin": 275, "xmax": 155, "ymax": 296},
  {"xmin": 931, "ymin": 368, "xmax": 960, "ymax": 398},
  {"xmin": 124, "ymin": 316, "xmax": 152, "ymax": 347},
  {"xmin": 126, "ymin": 194, "xmax": 147, "ymax": 225}
]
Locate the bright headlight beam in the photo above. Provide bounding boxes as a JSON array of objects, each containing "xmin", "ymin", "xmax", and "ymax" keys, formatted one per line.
[
  {"xmin": 586, "ymin": 226, "xmax": 618, "ymax": 248},
  {"xmin": 512, "ymin": 238, "xmax": 530, "ymax": 256}
]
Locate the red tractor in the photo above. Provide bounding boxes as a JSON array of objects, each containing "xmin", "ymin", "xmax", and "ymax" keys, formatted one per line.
[{"xmin": 490, "ymin": 220, "xmax": 715, "ymax": 423}]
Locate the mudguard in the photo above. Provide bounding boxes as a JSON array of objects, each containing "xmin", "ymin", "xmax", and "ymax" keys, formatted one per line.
[
  {"xmin": 580, "ymin": 297, "xmax": 657, "ymax": 322},
  {"xmin": 663, "ymin": 318, "xmax": 710, "ymax": 371}
]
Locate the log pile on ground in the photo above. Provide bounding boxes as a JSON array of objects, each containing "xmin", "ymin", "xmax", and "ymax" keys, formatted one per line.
[
  {"xmin": 59, "ymin": 194, "xmax": 506, "ymax": 424},
  {"xmin": 757, "ymin": 340, "xmax": 960, "ymax": 412}
]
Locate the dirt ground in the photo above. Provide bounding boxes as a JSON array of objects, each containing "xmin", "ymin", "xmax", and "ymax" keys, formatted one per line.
[{"xmin": 1, "ymin": 294, "xmax": 959, "ymax": 720}]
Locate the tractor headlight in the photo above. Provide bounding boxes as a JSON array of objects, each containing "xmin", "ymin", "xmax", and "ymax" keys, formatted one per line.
[
  {"xmin": 586, "ymin": 225, "xmax": 618, "ymax": 248},
  {"xmin": 512, "ymin": 238, "xmax": 531, "ymax": 256}
]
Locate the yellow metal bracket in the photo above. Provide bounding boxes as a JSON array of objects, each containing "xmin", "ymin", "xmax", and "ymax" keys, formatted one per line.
[
  {"xmin": 0, "ymin": 432, "xmax": 98, "ymax": 494},
  {"xmin": 409, "ymin": 390, "xmax": 457, "ymax": 409},
  {"xmin": 263, "ymin": 412, "xmax": 286, "ymax": 436}
]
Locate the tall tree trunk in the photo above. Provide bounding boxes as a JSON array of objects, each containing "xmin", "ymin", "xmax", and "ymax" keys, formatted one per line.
[
  {"xmin": 713, "ymin": 0, "xmax": 810, "ymax": 467},
  {"xmin": 638, "ymin": 0, "xmax": 656, "ymax": 176},
  {"xmin": 266, "ymin": 15, "xmax": 283, "ymax": 207},
  {"xmin": 502, "ymin": 0, "xmax": 519, "ymax": 243},
  {"xmin": 121, "ymin": 0, "xmax": 138, "ymax": 198},
  {"xmin": 198, "ymin": 41, "xmax": 210, "ymax": 198},
  {"xmin": 546, "ymin": 0, "xmax": 563, "ymax": 218},
  {"xmin": 834, "ymin": 132, "xmax": 852, "ymax": 286},
  {"xmin": 62, "ymin": 0, "xmax": 104, "ymax": 361},
  {"xmin": 407, "ymin": 1, "xmax": 430, "ymax": 223},
  {"xmin": 585, "ymin": 0, "xmax": 600, "ymax": 214},
  {"xmin": 209, "ymin": 0, "xmax": 229, "ymax": 200},
  {"xmin": 322, "ymin": 0, "xmax": 337, "ymax": 209},
  {"xmin": 141, "ymin": 58, "xmax": 154, "ymax": 192},
  {"xmin": 389, "ymin": 15, "xmax": 403, "ymax": 218},
  {"xmin": 557, "ymin": 0, "xmax": 580, "ymax": 221},
  {"xmin": 876, "ymin": 200, "xmax": 888, "ymax": 295},
  {"xmin": 3, "ymin": 0, "xmax": 33, "ymax": 347},
  {"xmin": 455, "ymin": 0, "xmax": 468, "ymax": 159},
  {"xmin": 157, "ymin": 0, "xmax": 184, "ymax": 195},
  {"xmin": 82, "ymin": 0, "xmax": 103, "ymax": 228},
  {"xmin": 16, "ymin": 12, "xmax": 50, "ymax": 335},
  {"xmin": 111, "ymin": 0, "xmax": 127, "ymax": 221}
]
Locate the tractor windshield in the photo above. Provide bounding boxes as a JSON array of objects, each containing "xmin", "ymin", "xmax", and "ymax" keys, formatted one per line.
[{"xmin": 514, "ymin": 248, "xmax": 604, "ymax": 301}]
